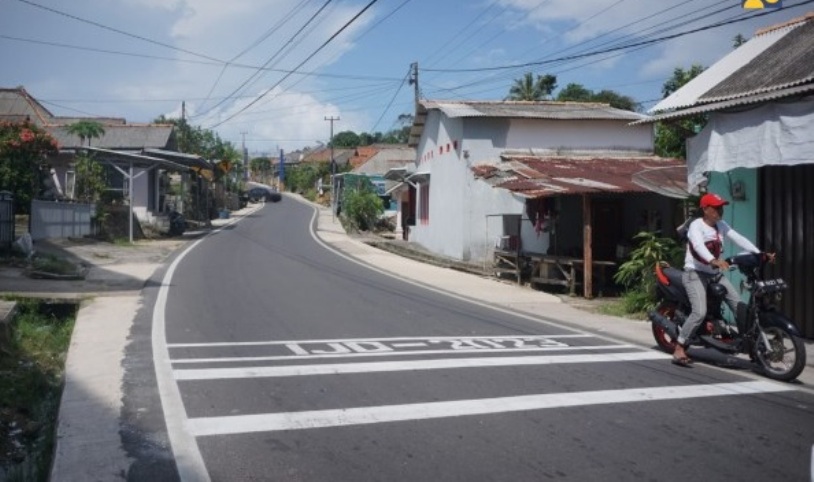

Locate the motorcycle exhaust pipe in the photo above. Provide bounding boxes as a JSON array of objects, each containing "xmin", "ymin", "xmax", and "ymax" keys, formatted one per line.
[{"xmin": 648, "ymin": 310, "xmax": 678, "ymax": 340}]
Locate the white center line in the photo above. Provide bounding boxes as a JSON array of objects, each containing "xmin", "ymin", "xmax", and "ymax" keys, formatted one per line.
[
  {"xmin": 174, "ymin": 351, "xmax": 666, "ymax": 380},
  {"xmin": 187, "ymin": 381, "xmax": 794, "ymax": 436}
]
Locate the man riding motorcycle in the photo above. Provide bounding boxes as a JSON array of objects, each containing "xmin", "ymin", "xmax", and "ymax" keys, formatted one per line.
[{"xmin": 671, "ymin": 192, "xmax": 773, "ymax": 366}]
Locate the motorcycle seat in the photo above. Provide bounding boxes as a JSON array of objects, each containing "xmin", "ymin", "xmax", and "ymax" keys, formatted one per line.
[{"xmin": 662, "ymin": 266, "xmax": 685, "ymax": 288}]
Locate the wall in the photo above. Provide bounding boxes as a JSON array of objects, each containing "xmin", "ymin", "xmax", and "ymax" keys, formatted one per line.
[
  {"xmin": 411, "ymin": 112, "xmax": 657, "ymax": 262},
  {"xmin": 708, "ymin": 168, "xmax": 758, "ymax": 302}
]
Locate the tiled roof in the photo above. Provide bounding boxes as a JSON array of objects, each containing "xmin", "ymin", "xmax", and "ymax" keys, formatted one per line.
[
  {"xmin": 1, "ymin": 86, "xmax": 175, "ymax": 149},
  {"xmin": 473, "ymin": 154, "xmax": 685, "ymax": 199},
  {"xmin": 348, "ymin": 146, "xmax": 380, "ymax": 169}
]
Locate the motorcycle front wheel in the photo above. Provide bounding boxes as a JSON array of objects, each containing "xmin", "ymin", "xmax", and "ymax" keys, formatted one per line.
[
  {"xmin": 651, "ymin": 301, "xmax": 679, "ymax": 354},
  {"xmin": 754, "ymin": 326, "xmax": 807, "ymax": 382}
]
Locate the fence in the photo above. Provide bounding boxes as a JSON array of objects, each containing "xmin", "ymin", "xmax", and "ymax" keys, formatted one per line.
[
  {"xmin": 0, "ymin": 191, "xmax": 13, "ymax": 249},
  {"xmin": 30, "ymin": 199, "xmax": 94, "ymax": 241}
]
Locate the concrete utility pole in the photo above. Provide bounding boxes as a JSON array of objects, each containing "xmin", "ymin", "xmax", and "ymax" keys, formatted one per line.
[
  {"xmin": 409, "ymin": 62, "xmax": 420, "ymax": 111},
  {"xmin": 240, "ymin": 131, "xmax": 249, "ymax": 181},
  {"xmin": 324, "ymin": 116, "xmax": 340, "ymax": 217}
]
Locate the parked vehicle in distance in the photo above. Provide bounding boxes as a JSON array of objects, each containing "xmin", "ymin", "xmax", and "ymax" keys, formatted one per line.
[{"xmin": 247, "ymin": 186, "xmax": 282, "ymax": 203}]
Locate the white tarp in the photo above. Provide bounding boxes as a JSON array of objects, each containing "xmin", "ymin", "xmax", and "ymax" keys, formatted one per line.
[{"xmin": 686, "ymin": 98, "xmax": 814, "ymax": 192}]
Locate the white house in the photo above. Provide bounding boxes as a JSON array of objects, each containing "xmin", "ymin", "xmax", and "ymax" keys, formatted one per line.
[{"xmin": 405, "ymin": 100, "xmax": 677, "ymax": 267}]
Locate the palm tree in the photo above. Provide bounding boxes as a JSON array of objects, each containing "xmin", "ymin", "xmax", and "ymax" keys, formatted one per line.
[
  {"xmin": 506, "ymin": 73, "xmax": 557, "ymax": 101},
  {"xmin": 66, "ymin": 120, "xmax": 106, "ymax": 147}
]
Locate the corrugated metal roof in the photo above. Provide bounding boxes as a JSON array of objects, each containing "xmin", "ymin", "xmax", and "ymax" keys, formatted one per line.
[
  {"xmin": 700, "ymin": 18, "xmax": 814, "ymax": 103},
  {"xmin": 649, "ymin": 12, "xmax": 814, "ymax": 115},
  {"xmin": 423, "ymin": 100, "xmax": 647, "ymax": 121},
  {"xmin": 472, "ymin": 155, "xmax": 685, "ymax": 199},
  {"xmin": 633, "ymin": 83, "xmax": 814, "ymax": 124}
]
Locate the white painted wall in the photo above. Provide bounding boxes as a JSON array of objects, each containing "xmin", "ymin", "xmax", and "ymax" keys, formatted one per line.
[{"xmin": 411, "ymin": 112, "xmax": 654, "ymax": 263}]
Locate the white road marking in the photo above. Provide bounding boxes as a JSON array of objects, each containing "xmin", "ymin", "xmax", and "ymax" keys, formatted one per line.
[
  {"xmin": 151, "ymin": 204, "xmax": 261, "ymax": 482},
  {"xmin": 170, "ymin": 344, "xmax": 638, "ymax": 364},
  {"xmin": 167, "ymin": 334, "xmax": 594, "ymax": 348},
  {"xmin": 174, "ymin": 351, "xmax": 665, "ymax": 380},
  {"xmin": 187, "ymin": 381, "xmax": 794, "ymax": 436}
]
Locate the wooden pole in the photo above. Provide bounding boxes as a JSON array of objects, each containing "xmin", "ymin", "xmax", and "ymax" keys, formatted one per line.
[{"xmin": 583, "ymin": 194, "xmax": 593, "ymax": 299}]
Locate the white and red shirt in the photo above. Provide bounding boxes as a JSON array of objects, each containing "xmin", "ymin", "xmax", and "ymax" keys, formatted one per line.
[{"xmin": 684, "ymin": 218, "xmax": 760, "ymax": 274}]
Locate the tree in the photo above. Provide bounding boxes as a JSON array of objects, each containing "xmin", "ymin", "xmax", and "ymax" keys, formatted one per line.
[
  {"xmin": 0, "ymin": 120, "xmax": 59, "ymax": 213},
  {"xmin": 556, "ymin": 83, "xmax": 594, "ymax": 103},
  {"xmin": 331, "ymin": 131, "xmax": 361, "ymax": 148},
  {"xmin": 73, "ymin": 152, "xmax": 106, "ymax": 204},
  {"xmin": 555, "ymin": 83, "xmax": 639, "ymax": 111},
  {"xmin": 592, "ymin": 90, "xmax": 638, "ymax": 111},
  {"xmin": 66, "ymin": 120, "xmax": 106, "ymax": 147},
  {"xmin": 655, "ymin": 65, "xmax": 706, "ymax": 158},
  {"xmin": 507, "ymin": 72, "xmax": 557, "ymax": 101}
]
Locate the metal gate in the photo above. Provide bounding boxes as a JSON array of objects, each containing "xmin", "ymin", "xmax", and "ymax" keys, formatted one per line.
[
  {"xmin": 0, "ymin": 191, "xmax": 13, "ymax": 250},
  {"xmin": 760, "ymin": 165, "xmax": 814, "ymax": 339}
]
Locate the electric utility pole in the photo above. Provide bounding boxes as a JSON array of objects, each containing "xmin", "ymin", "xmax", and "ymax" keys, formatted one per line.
[
  {"xmin": 324, "ymin": 115, "xmax": 340, "ymax": 217},
  {"xmin": 240, "ymin": 131, "xmax": 249, "ymax": 181},
  {"xmin": 409, "ymin": 62, "xmax": 420, "ymax": 110}
]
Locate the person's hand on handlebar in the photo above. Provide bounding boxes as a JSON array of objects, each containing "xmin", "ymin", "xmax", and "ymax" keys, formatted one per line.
[
  {"xmin": 711, "ymin": 258, "xmax": 730, "ymax": 271},
  {"xmin": 763, "ymin": 252, "xmax": 777, "ymax": 264}
]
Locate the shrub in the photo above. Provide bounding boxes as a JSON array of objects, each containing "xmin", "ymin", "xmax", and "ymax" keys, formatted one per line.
[
  {"xmin": 342, "ymin": 187, "xmax": 383, "ymax": 232},
  {"xmin": 613, "ymin": 231, "xmax": 684, "ymax": 313}
]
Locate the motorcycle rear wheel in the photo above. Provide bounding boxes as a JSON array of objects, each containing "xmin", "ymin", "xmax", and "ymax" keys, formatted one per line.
[
  {"xmin": 652, "ymin": 301, "xmax": 678, "ymax": 354},
  {"xmin": 754, "ymin": 326, "xmax": 807, "ymax": 382}
]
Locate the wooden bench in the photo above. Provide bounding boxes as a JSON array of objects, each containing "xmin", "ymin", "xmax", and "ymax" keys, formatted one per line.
[{"xmin": 527, "ymin": 254, "xmax": 615, "ymax": 297}]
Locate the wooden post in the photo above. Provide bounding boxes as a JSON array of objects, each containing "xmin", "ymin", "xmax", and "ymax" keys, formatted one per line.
[
  {"xmin": 515, "ymin": 215, "xmax": 522, "ymax": 285},
  {"xmin": 583, "ymin": 194, "xmax": 593, "ymax": 299}
]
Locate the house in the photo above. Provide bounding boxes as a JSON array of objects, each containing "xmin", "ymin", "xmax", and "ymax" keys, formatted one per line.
[
  {"xmin": 350, "ymin": 145, "xmax": 416, "ymax": 228},
  {"xmin": 0, "ymin": 87, "xmax": 209, "ymax": 238},
  {"xmin": 642, "ymin": 12, "xmax": 814, "ymax": 338},
  {"xmin": 404, "ymin": 99, "xmax": 684, "ymax": 296}
]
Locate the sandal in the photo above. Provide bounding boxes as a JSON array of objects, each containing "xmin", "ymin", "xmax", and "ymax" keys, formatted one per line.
[{"xmin": 671, "ymin": 357, "xmax": 693, "ymax": 367}]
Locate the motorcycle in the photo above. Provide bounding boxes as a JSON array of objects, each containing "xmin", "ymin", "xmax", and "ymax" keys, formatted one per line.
[{"xmin": 648, "ymin": 252, "xmax": 806, "ymax": 382}]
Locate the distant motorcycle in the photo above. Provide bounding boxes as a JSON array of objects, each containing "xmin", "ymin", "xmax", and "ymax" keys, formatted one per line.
[
  {"xmin": 649, "ymin": 252, "xmax": 806, "ymax": 382},
  {"xmin": 168, "ymin": 210, "xmax": 186, "ymax": 236}
]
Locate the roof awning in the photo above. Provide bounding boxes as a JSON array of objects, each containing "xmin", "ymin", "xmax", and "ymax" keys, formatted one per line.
[
  {"xmin": 473, "ymin": 155, "xmax": 685, "ymax": 199},
  {"xmin": 406, "ymin": 170, "xmax": 430, "ymax": 183},
  {"xmin": 143, "ymin": 148, "xmax": 211, "ymax": 170},
  {"xmin": 383, "ymin": 166, "xmax": 410, "ymax": 181},
  {"xmin": 631, "ymin": 165, "xmax": 689, "ymax": 199},
  {"xmin": 78, "ymin": 147, "xmax": 189, "ymax": 171}
]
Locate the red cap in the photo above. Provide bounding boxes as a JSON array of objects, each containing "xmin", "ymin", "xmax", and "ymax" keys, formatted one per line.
[{"xmin": 700, "ymin": 193, "xmax": 729, "ymax": 208}]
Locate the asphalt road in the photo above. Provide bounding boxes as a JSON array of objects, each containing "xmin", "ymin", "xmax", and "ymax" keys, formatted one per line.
[{"xmin": 145, "ymin": 199, "xmax": 814, "ymax": 481}]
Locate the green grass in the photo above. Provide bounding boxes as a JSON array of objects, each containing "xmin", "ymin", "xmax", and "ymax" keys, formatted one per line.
[
  {"xmin": 0, "ymin": 300, "xmax": 76, "ymax": 481},
  {"xmin": 30, "ymin": 255, "xmax": 79, "ymax": 276}
]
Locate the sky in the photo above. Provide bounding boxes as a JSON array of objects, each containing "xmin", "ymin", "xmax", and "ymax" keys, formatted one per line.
[{"xmin": 1, "ymin": 0, "xmax": 811, "ymax": 156}]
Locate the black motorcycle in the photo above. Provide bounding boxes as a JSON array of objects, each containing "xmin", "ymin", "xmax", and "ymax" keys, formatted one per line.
[{"xmin": 649, "ymin": 252, "xmax": 806, "ymax": 382}]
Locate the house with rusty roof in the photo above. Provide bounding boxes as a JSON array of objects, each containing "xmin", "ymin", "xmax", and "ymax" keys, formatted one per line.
[
  {"xmin": 1, "ymin": 86, "xmax": 210, "ymax": 239},
  {"xmin": 641, "ymin": 12, "xmax": 814, "ymax": 338},
  {"xmin": 405, "ymin": 99, "xmax": 685, "ymax": 297}
]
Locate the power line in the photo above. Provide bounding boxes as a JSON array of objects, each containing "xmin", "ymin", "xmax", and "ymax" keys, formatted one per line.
[
  {"xmin": 208, "ymin": 0, "xmax": 380, "ymax": 129},
  {"xmin": 422, "ymin": 2, "xmax": 812, "ymax": 74},
  {"xmin": 369, "ymin": 67, "xmax": 411, "ymax": 133},
  {"xmin": 14, "ymin": 0, "xmax": 224, "ymax": 64},
  {"xmin": 193, "ymin": 0, "xmax": 336, "ymax": 119}
]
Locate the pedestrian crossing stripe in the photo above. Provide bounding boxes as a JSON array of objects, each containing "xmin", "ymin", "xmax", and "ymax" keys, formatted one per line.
[
  {"xmin": 173, "ymin": 351, "xmax": 663, "ymax": 380},
  {"xmin": 186, "ymin": 381, "xmax": 794, "ymax": 436}
]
